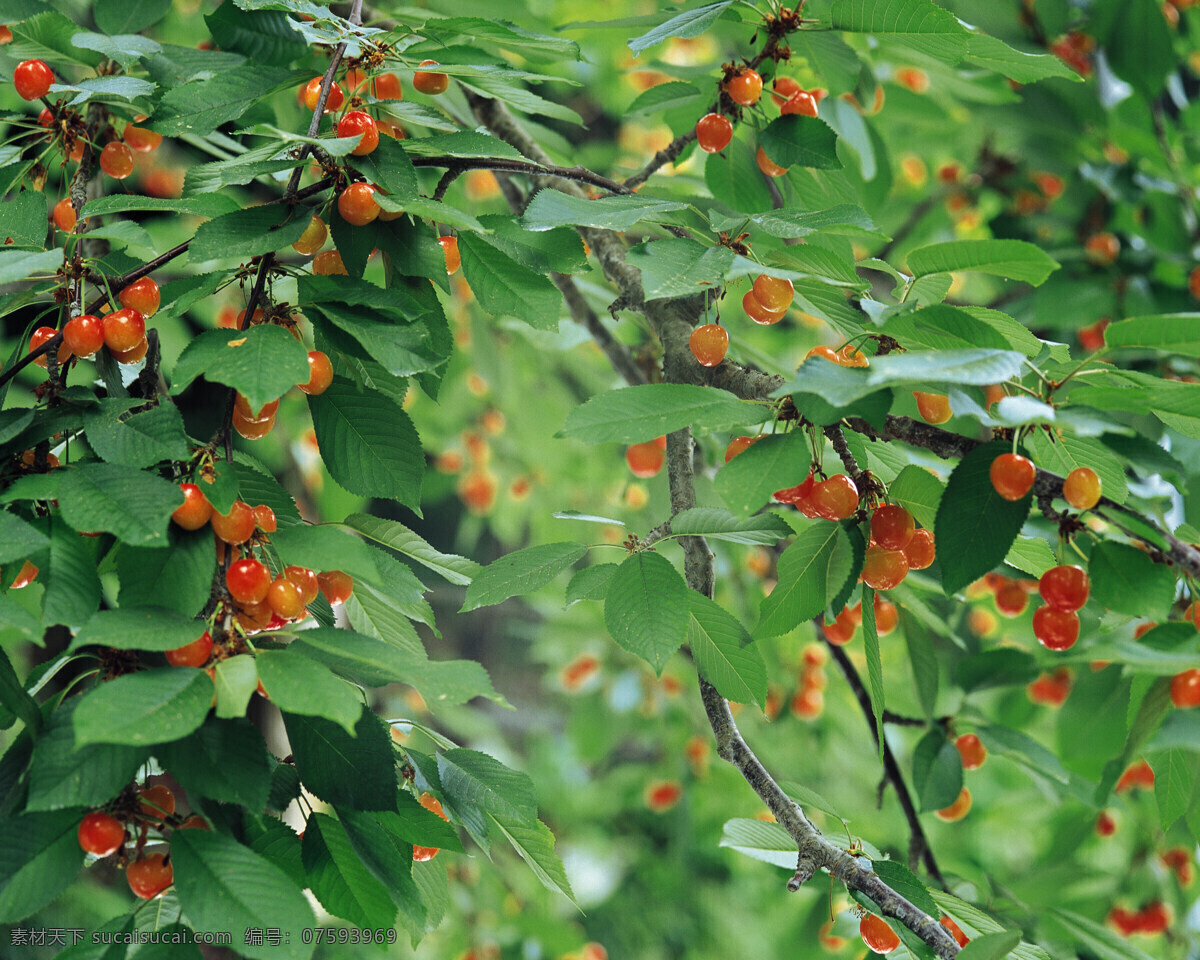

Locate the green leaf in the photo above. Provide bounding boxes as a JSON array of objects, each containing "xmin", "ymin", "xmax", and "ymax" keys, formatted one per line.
[
  {"xmin": 957, "ymin": 930, "xmax": 1024, "ymax": 960},
  {"xmin": 62, "ymin": 31, "xmax": 161, "ymax": 69},
  {"xmin": 705, "ymin": 133, "xmax": 774, "ymax": 214},
  {"xmin": 625, "ymin": 239, "xmax": 733, "ymax": 301},
  {"xmin": 57, "ymin": 75, "xmax": 157, "ymax": 107},
  {"xmin": 626, "ymin": 80, "xmax": 704, "ymax": 116},
  {"xmin": 1088, "ymin": 541, "xmax": 1177, "ymax": 621},
  {"xmin": 68, "ymin": 607, "xmax": 206, "ymax": 653},
  {"xmin": 565, "ymin": 564, "xmax": 618, "ymax": 606},
  {"xmin": 474, "ymin": 214, "xmax": 588, "ymax": 276},
  {"xmin": 687, "ymin": 593, "xmax": 766, "ymax": 708},
  {"xmin": 627, "ymin": 0, "xmax": 733, "ymax": 56},
  {"xmin": 268, "ymin": 523, "xmax": 382, "ymax": 585},
  {"xmin": 158, "ymin": 718, "xmax": 272, "ymax": 810},
  {"xmin": 284, "ymin": 709, "xmax": 397, "ymax": 811},
  {"xmin": 0, "ymin": 645, "xmax": 39, "ymax": 732},
  {"xmin": 81, "ymin": 194, "xmax": 240, "ymax": 218},
  {"xmin": 462, "ymin": 542, "xmax": 586, "ymax": 612},
  {"xmin": 170, "ymin": 326, "xmax": 309, "ymax": 413},
  {"xmin": 1047, "ymin": 908, "xmax": 1156, "ymax": 960},
  {"xmin": 907, "ymin": 240, "xmax": 1059, "ymax": 286},
  {"xmin": 975, "ymin": 724, "xmax": 1070, "ymax": 785},
  {"xmin": 309, "ymin": 304, "xmax": 442, "ymax": 379},
  {"xmin": 860, "ymin": 585, "xmax": 885, "ymax": 762},
  {"xmin": 0, "ymin": 190, "xmax": 47, "ymax": 250},
  {"xmin": 755, "ymin": 522, "xmax": 851, "ymax": 639},
  {"xmin": 393, "ymin": 791, "xmax": 463, "ymax": 850},
  {"xmin": 964, "ymin": 34, "xmax": 1081, "ymax": 83},
  {"xmin": 149, "ymin": 65, "xmax": 308, "ymax": 136},
  {"xmin": 935, "ymin": 442, "xmax": 1031, "ymax": 596},
  {"xmin": 171, "ymin": 830, "xmax": 316, "ymax": 960},
  {"xmin": 11, "ymin": 10, "xmax": 102, "ymax": 65},
  {"xmin": 1151, "ymin": 748, "xmax": 1199, "ymax": 830},
  {"xmin": 1003, "ymin": 535, "xmax": 1057, "ymax": 579},
  {"xmin": 118, "ymin": 527, "xmax": 215, "ymax": 619},
  {"xmin": 1104, "ymin": 0, "xmax": 1174, "ymax": 100},
  {"xmin": 255, "ymin": 650, "xmax": 362, "ymax": 734},
  {"xmin": 713, "ymin": 204, "xmax": 885, "ymax": 240},
  {"xmin": 828, "ymin": 0, "xmax": 969, "ymax": 62},
  {"xmin": 1025, "ymin": 432, "xmax": 1128, "ymax": 505},
  {"xmin": 0, "ymin": 810, "xmax": 84, "ymax": 923},
  {"xmin": 560, "ymin": 384, "xmax": 764, "ymax": 443},
  {"xmin": 85, "ymin": 403, "xmax": 191, "ymax": 468},
  {"xmin": 457, "ymin": 233, "xmax": 563, "ymax": 331},
  {"xmin": 0, "ymin": 250, "xmax": 62, "ymax": 285},
  {"xmin": 438, "ymin": 748, "xmax": 537, "ymax": 823},
  {"xmin": 718, "ymin": 817, "xmax": 806, "ymax": 868},
  {"xmin": 42, "ymin": 522, "xmax": 101, "ymax": 628},
  {"xmin": 669, "ymin": 508, "xmax": 793, "ymax": 544},
  {"xmin": 491, "ymin": 814, "xmax": 577, "ymax": 904},
  {"xmin": 189, "ymin": 205, "xmax": 314, "ymax": 262},
  {"xmin": 72, "ymin": 668, "xmax": 212, "ymax": 747},
  {"xmin": 885, "ymin": 465, "xmax": 944, "ymax": 532},
  {"xmin": 205, "ymin": 3, "xmax": 306, "ymax": 65},
  {"xmin": 901, "ymin": 609, "xmax": 938, "ymax": 721},
  {"xmin": 1104, "ymin": 314, "xmax": 1200, "ymax": 356},
  {"xmin": 777, "ymin": 781, "xmax": 846, "ymax": 820},
  {"xmin": 758, "ymin": 116, "xmax": 842, "ymax": 170},
  {"xmin": 603, "ymin": 551, "xmax": 689, "ymax": 673},
  {"xmin": 521, "ymin": 191, "xmax": 691, "ymax": 232},
  {"xmin": 213, "ymin": 655, "xmax": 257, "ymax": 720},
  {"xmin": 27, "ymin": 697, "xmax": 141, "ymax": 812},
  {"xmin": 302, "ymin": 813, "xmax": 397, "ymax": 928},
  {"xmin": 94, "ymin": 0, "xmax": 170, "ymax": 34},
  {"xmin": 343, "ymin": 513, "xmax": 480, "ymax": 584},
  {"xmin": 0, "ymin": 510, "xmax": 49, "ymax": 564},
  {"xmin": 912, "ymin": 728, "xmax": 963, "ymax": 811},
  {"xmin": 56, "ymin": 462, "xmax": 180, "ymax": 548},
  {"xmin": 336, "ymin": 808, "xmax": 424, "ymax": 929},
  {"xmin": 308, "ymin": 378, "xmax": 424, "ymax": 514},
  {"xmin": 871, "ymin": 859, "xmax": 940, "ymax": 917}
]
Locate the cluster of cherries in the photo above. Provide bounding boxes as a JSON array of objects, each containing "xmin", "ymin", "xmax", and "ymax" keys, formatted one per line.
[
  {"xmin": 76, "ymin": 784, "xmax": 205, "ymax": 900},
  {"xmin": 789, "ymin": 642, "xmax": 828, "ymax": 720},
  {"xmin": 1107, "ymin": 902, "xmax": 1171, "ymax": 939},
  {"xmin": 30, "ymin": 275, "xmax": 160, "ymax": 369}
]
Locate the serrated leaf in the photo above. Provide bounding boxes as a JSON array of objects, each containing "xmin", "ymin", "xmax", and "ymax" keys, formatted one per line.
[
  {"xmin": 82, "ymin": 194, "xmax": 240, "ymax": 219},
  {"xmin": 438, "ymin": 748, "xmax": 537, "ymax": 823},
  {"xmin": 94, "ymin": 0, "xmax": 170, "ymax": 34},
  {"xmin": 68, "ymin": 607, "xmax": 205, "ymax": 653},
  {"xmin": 957, "ymin": 930, "xmax": 1024, "ymax": 960},
  {"xmin": 268, "ymin": 523, "xmax": 382, "ymax": 585},
  {"xmin": 118, "ymin": 527, "xmax": 215, "ymax": 619},
  {"xmin": 755, "ymin": 522, "xmax": 850, "ymax": 639},
  {"xmin": 912, "ymin": 728, "xmax": 963, "ymax": 811},
  {"xmin": 625, "ymin": 239, "xmax": 733, "ymax": 301},
  {"xmin": 72, "ymin": 668, "xmax": 212, "ymax": 747},
  {"xmin": 713, "ymin": 433, "xmax": 810, "ymax": 517},
  {"xmin": 521, "ymin": 191, "xmax": 691, "ymax": 232},
  {"xmin": 628, "ymin": 0, "xmax": 733, "ymax": 56},
  {"xmin": 860, "ymin": 585, "xmax": 885, "ymax": 762},
  {"xmin": 669, "ymin": 507, "xmax": 793, "ymax": 544},
  {"xmin": 158, "ymin": 718, "xmax": 272, "ymax": 810},
  {"xmin": 872, "ymin": 859, "xmax": 940, "ymax": 917},
  {"xmin": 907, "ymin": 240, "xmax": 1059, "ymax": 286},
  {"xmin": 829, "ymin": 0, "xmax": 969, "ymax": 62},
  {"xmin": 758, "ymin": 116, "xmax": 841, "ymax": 170},
  {"xmin": 1088, "ymin": 541, "xmax": 1176, "ymax": 621},
  {"xmin": 1047, "ymin": 908, "xmax": 1155, "ymax": 960},
  {"xmin": 718, "ymin": 817, "xmax": 798, "ymax": 868},
  {"xmin": 457, "ymin": 232, "xmax": 563, "ymax": 331},
  {"xmin": 603, "ymin": 551, "xmax": 689, "ymax": 673},
  {"xmin": 0, "ymin": 646, "xmax": 40, "ymax": 733},
  {"xmin": 1104, "ymin": 314, "xmax": 1200, "ymax": 355},
  {"xmin": 964, "ymin": 34, "xmax": 1081, "ymax": 83},
  {"xmin": 149, "ymin": 65, "xmax": 308, "ymax": 136},
  {"xmin": 1002, "ymin": 535, "xmax": 1057, "ymax": 578},
  {"xmin": 560, "ymin": 384, "xmax": 765, "ymax": 444},
  {"xmin": 462, "ymin": 542, "xmax": 585, "ymax": 612},
  {"xmin": 0, "ymin": 810, "xmax": 84, "ymax": 924},
  {"xmin": 343, "ymin": 513, "xmax": 480, "ymax": 585},
  {"xmin": 565, "ymin": 564, "xmax": 618, "ymax": 606},
  {"xmin": 0, "ymin": 510, "xmax": 49, "ymax": 564},
  {"xmin": 687, "ymin": 593, "xmax": 766, "ymax": 708},
  {"xmin": 189, "ymin": 205, "xmax": 314, "ymax": 262},
  {"xmin": 85, "ymin": 403, "xmax": 190, "ymax": 469},
  {"xmin": 1152, "ymin": 748, "xmax": 1199, "ymax": 830},
  {"xmin": 975, "ymin": 724, "xmax": 1069, "ymax": 785},
  {"xmin": 255, "ymin": 650, "xmax": 362, "ymax": 734},
  {"xmin": 284, "ymin": 709, "xmax": 397, "ymax": 811},
  {"xmin": 885, "ymin": 465, "xmax": 944, "ymax": 533},
  {"xmin": 170, "ymin": 326, "xmax": 309, "ymax": 412},
  {"xmin": 491, "ymin": 814, "xmax": 576, "ymax": 904},
  {"xmin": 213, "ymin": 655, "xmax": 257, "ymax": 720}
]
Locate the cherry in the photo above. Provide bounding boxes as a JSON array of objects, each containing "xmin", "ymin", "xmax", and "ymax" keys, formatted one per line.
[
  {"xmin": 0, "ymin": 26, "xmax": 13, "ymax": 44},
  {"xmin": 859, "ymin": 915, "xmax": 900, "ymax": 954},
  {"xmin": 337, "ymin": 110, "xmax": 379, "ymax": 156},
  {"xmin": 990, "ymin": 453, "xmax": 1035, "ymax": 501},
  {"xmin": 695, "ymin": 113, "xmax": 733, "ymax": 153},
  {"xmin": 742, "ymin": 288, "xmax": 786, "ymax": 325},
  {"xmin": 644, "ymin": 779, "xmax": 683, "ymax": 812},
  {"xmin": 112, "ymin": 337, "xmax": 148, "ymax": 365},
  {"xmin": 412, "ymin": 791, "xmax": 449, "ymax": 861},
  {"xmin": 439, "ymin": 235, "xmax": 460, "ymax": 274},
  {"xmin": 791, "ymin": 686, "xmax": 824, "ymax": 719},
  {"xmin": 138, "ymin": 784, "xmax": 175, "ymax": 820},
  {"xmin": 626, "ymin": 440, "xmax": 665, "ymax": 478},
  {"xmin": 178, "ymin": 815, "xmax": 210, "ymax": 830},
  {"xmin": 1116, "ymin": 759, "xmax": 1155, "ymax": 792},
  {"xmin": 299, "ymin": 350, "xmax": 334, "ymax": 395},
  {"xmin": 862, "ymin": 545, "xmax": 909, "ymax": 590},
  {"xmin": 29, "ymin": 326, "xmax": 65, "ymax": 368},
  {"xmin": 1027, "ymin": 668, "xmax": 1072, "ymax": 707},
  {"xmin": 1033, "ymin": 605, "xmax": 1080, "ymax": 651},
  {"xmin": 63, "ymin": 314, "xmax": 104, "ymax": 357},
  {"xmin": 870, "ymin": 504, "xmax": 914, "ymax": 550},
  {"xmin": 78, "ymin": 812, "xmax": 125, "ymax": 856},
  {"xmin": 810, "ymin": 474, "xmax": 859, "ymax": 520},
  {"xmin": 895, "ymin": 67, "xmax": 930, "ymax": 93},
  {"xmin": 303, "ymin": 77, "xmax": 344, "ymax": 112},
  {"xmin": 227, "ymin": 557, "xmax": 271, "ymax": 605},
  {"xmin": 413, "ymin": 60, "xmax": 449, "ymax": 95},
  {"xmin": 994, "ymin": 582, "xmax": 1028, "ymax": 617},
  {"xmin": 689, "ymin": 324, "xmax": 728, "ymax": 366},
  {"xmin": 1095, "ymin": 810, "xmax": 1117, "ymax": 836},
  {"xmin": 318, "ymin": 569, "xmax": 354, "ymax": 605},
  {"xmin": 284, "ymin": 565, "xmax": 320, "ymax": 604},
  {"xmin": 11, "ymin": 560, "xmax": 39, "ymax": 589},
  {"xmin": 373, "ymin": 71, "xmax": 403, "ymax": 99},
  {"xmin": 1062, "ymin": 467, "xmax": 1101, "ymax": 509},
  {"xmin": 781, "ymin": 90, "xmax": 819, "ymax": 116},
  {"xmin": 234, "ymin": 394, "xmax": 279, "ymax": 422},
  {"xmin": 726, "ymin": 68, "xmax": 763, "ymax": 106},
  {"xmin": 1191, "ymin": 265, "xmax": 1200, "ymax": 301},
  {"xmin": 935, "ymin": 786, "xmax": 972, "ymax": 822},
  {"xmin": 102, "ymin": 308, "xmax": 146, "ymax": 353},
  {"xmin": 806, "ymin": 345, "xmax": 839, "ymax": 362},
  {"xmin": 233, "ymin": 410, "xmax": 275, "ymax": 440},
  {"xmin": 940, "ymin": 916, "xmax": 969, "ymax": 948},
  {"xmin": 236, "ymin": 307, "xmax": 265, "ymax": 328},
  {"xmin": 771, "ymin": 76, "xmax": 802, "ymax": 103},
  {"xmin": 253, "ymin": 504, "xmax": 276, "ymax": 533},
  {"xmin": 823, "ymin": 607, "xmax": 856, "ymax": 645},
  {"xmin": 53, "ymin": 197, "xmax": 76, "ymax": 232},
  {"xmin": 1171, "ymin": 668, "xmax": 1200, "ymax": 708},
  {"xmin": 237, "ymin": 601, "xmax": 273, "ymax": 634},
  {"xmin": 913, "ymin": 391, "xmax": 952, "ymax": 424},
  {"xmin": 14, "ymin": 59, "xmax": 54, "ymax": 100},
  {"xmin": 954, "ymin": 733, "xmax": 987, "ymax": 770},
  {"xmin": 292, "ymin": 215, "xmax": 327, "ymax": 255},
  {"xmin": 774, "ymin": 472, "xmax": 814, "ymax": 505},
  {"xmin": 874, "ymin": 597, "xmax": 898, "ymax": 636},
  {"xmin": 172, "ymin": 485, "xmax": 213, "ymax": 531},
  {"xmin": 837, "ymin": 344, "xmax": 870, "ymax": 368},
  {"xmin": 902, "ymin": 528, "xmax": 935, "ymax": 570},
  {"xmin": 119, "ymin": 277, "xmax": 160, "ymax": 317},
  {"xmin": 724, "ymin": 436, "xmax": 758, "ymax": 462},
  {"xmin": 211, "ymin": 499, "xmax": 256, "ymax": 545},
  {"xmin": 458, "ymin": 471, "xmax": 497, "ymax": 513},
  {"xmin": 1085, "ymin": 231, "xmax": 1120, "ymax": 265},
  {"xmin": 99, "ymin": 141, "xmax": 134, "ymax": 179},
  {"xmin": 123, "ymin": 124, "xmax": 162, "ymax": 153},
  {"xmin": 1077, "ymin": 318, "xmax": 1109, "ymax": 352},
  {"xmin": 755, "ymin": 146, "xmax": 787, "ymax": 177},
  {"xmin": 166, "ymin": 630, "xmax": 214, "ymax": 668},
  {"xmin": 265, "ymin": 577, "xmax": 304, "ymax": 620},
  {"xmin": 127, "ymin": 852, "xmax": 173, "ymax": 899},
  {"xmin": 338, "ymin": 182, "xmax": 380, "ymax": 226},
  {"xmin": 752, "ymin": 274, "xmax": 794, "ymax": 312},
  {"xmin": 1039, "ymin": 564, "xmax": 1089, "ymax": 611}
]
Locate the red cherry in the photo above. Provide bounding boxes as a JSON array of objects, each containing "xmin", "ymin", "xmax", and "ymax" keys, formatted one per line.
[
  {"xmin": 337, "ymin": 110, "xmax": 379, "ymax": 156},
  {"xmin": 166, "ymin": 630, "xmax": 214, "ymax": 667},
  {"xmin": 1033, "ymin": 605, "xmax": 1080, "ymax": 651},
  {"xmin": 935, "ymin": 786, "xmax": 972, "ymax": 822},
  {"xmin": 303, "ymin": 77, "xmax": 343, "ymax": 112},
  {"xmin": 63, "ymin": 314, "xmax": 103, "ymax": 357},
  {"xmin": 211, "ymin": 500, "xmax": 256, "ymax": 545},
  {"xmin": 752, "ymin": 274, "xmax": 794, "ymax": 312},
  {"xmin": 439, "ymin": 235, "xmax": 460, "ymax": 274},
  {"xmin": 860, "ymin": 915, "xmax": 900, "ymax": 954},
  {"xmin": 232, "ymin": 410, "xmax": 275, "ymax": 440},
  {"xmin": 413, "ymin": 60, "xmax": 449, "ymax": 95},
  {"xmin": 119, "ymin": 277, "xmax": 160, "ymax": 318},
  {"xmin": 111, "ymin": 337, "xmax": 148, "ymax": 365},
  {"xmin": 755, "ymin": 145, "xmax": 788, "ymax": 177},
  {"xmin": 227, "ymin": 558, "xmax": 271, "ymax": 605},
  {"xmin": 10, "ymin": 560, "xmax": 39, "ymax": 589},
  {"xmin": 913, "ymin": 391, "xmax": 952, "ymax": 424},
  {"xmin": 338, "ymin": 182, "xmax": 379, "ymax": 226},
  {"xmin": 810, "ymin": 474, "xmax": 859, "ymax": 520},
  {"xmin": 689, "ymin": 324, "xmax": 729, "ymax": 367},
  {"xmin": 994, "ymin": 582, "xmax": 1028, "ymax": 617},
  {"xmin": 726, "ymin": 68, "xmax": 763, "ymax": 106},
  {"xmin": 318, "ymin": 569, "xmax": 354, "ymax": 605},
  {"xmin": 807, "ymin": 345, "xmax": 840, "ymax": 362},
  {"xmin": 989, "ymin": 453, "xmax": 1035, "ymax": 501},
  {"xmin": 266, "ymin": 577, "xmax": 304, "ymax": 620},
  {"xmin": 695, "ymin": 113, "xmax": 733, "ymax": 153},
  {"xmin": 127, "ymin": 853, "xmax": 173, "ymax": 899},
  {"xmin": 862, "ymin": 545, "xmax": 909, "ymax": 590},
  {"xmin": 626, "ymin": 441, "xmax": 665, "ymax": 478},
  {"xmin": 837, "ymin": 344, "xmax": 870, "ymax": 367},
  {"xmin": 28, "ymin": 325, "xmax": 61, "ymax": 369},
  {"xmin": 1171, "ymin": 668, "xmax": 1200, "ymax": 708},
  {"xmin": 171, "ymin": 484, "xmax": 212, "ymax": 531},
  {"xmin": 412, "ymin": 791, "xmax": 449, "ymax": 861},
  {"xmin": 1190, "ymin": 265, "xmax": 1200, "ymax": 301},
  {"xmin": 1085, "ymin": 231, "xmax": 1120, "ymax": 265},
  {"xmin": 102, "ymin": 308, "xmax": 146, "ymax": 353},
  {"xmin": 870, "ymin": 504, "xmax": 914, "ymax": 550},
  {"xmin": 954, "ymin": 733, "xmax": 987, "ymax": 770},
  {"xmin": 781, "ymin": 90, "xmax": 819, "ymax": 116},
  {"xmin": 902, "ymin": 528, "xmax": 935, "ymax": 570},
  {"xmin": 940, "ymin": 916, "xmax": 969, "ymax": 947},
  {"xmin": 771, "ymin": 76, "xmax": 802, "ymax": 103},
  {"xmin": 253, "ymin": 504, "xmax": 276, "ymax": 533},
  {"xmin": 292, "ymin": 215, "xmax": 327, "ymax": 256},
  {"xmin": 52, "ymin": 197, "xmax": 77, "ymax": 232},
  {"xmin": 124, "ymin": 124, "xmax": 162, "ymax": 153},
  {"xmin": 873, "ymin": 596, "xmax": 898, "ymax": 636},
  {"xmin": 774, "ymin": 472, "xmax": 815, "ymax": 505},
  {"xmin": 234, "ymin": 394, "xmax": 279, "ymax": 423},
  {"xmin": 138, "ymin": 784, "xmax": 175, "ymax": 819},
  {"xmin": 14, "ymin": 59, "xmax": 54, "ymax": 100},
  {"xmin": 724, "ymin": 436, "xmax": 758, "ymax": 462},
  {"xmin": 1062, "ymin": 467, "xmax": 1102, "ymax": 509},
  {"xmin": 78, "ymin": 812, "xmax": 125, "ymax": 856},
  {"xmin": 299, "ymin": 350, "xmax": 334, "ymax": 395},
  {"xmin": 1116, "ymin": 759, "xmax": 1155, "ymax": 792},
  {"xmin": 1038, "ymin": 564, "xmax": 1089, "ymax": 611},
  {"xmin": 284, "ymin": 566, "xmax": 320, "ymax": 605},
  {"xmin": 742, "ymin": 287, "xmax": 786, "ymax": 325},
  {"xmin": 1095, "ymin": 810, "xmax": 1117, "ymax": 836},
  {"xmin": 99, "ymin": 142, "xmax": 134, "ymax": 179},
  {"xmin": 1027, "ymin": 668, "xmax": 1072, "ymax": 706}
]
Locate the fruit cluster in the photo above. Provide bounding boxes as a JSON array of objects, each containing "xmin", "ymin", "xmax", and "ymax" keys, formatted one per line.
[
  {"xmin": 789, "ymin": 642, "xmax": 827, "ymax": 720},
  {"xmin": 30, "ymin": 277, "xmax": 160, "ymax": 370}
]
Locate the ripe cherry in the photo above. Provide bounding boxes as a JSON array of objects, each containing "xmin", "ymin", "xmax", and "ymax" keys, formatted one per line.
[
  {"xmin": 338, "ymin": 182, "xmax": 379, "ymax": 226},
  {"xmin": 695, "ymin": 113, "xmax": 733, "ymax": 153},
  {"xmin": 755, "ymin": 146, "xmax": 787, "ymax": 177},
  {"xmin": 1062, "ymin": 467, "xmax": 1101, "ymax": 510},
  {"xmin": 781, "ymin": 90, "xmax": 819, "ymax": 116},
  {"xmin": 284, "ymin": 566, "xmax": 320, "ymax": 605},
  {"xmin": 940, "ymin": 916, "xmax": 969, "ymax": 948},
  {"xmin": 874, "ymin": 597, "xmax": 898, "ymax": 636},
  {"xmin": 412, "ymin": 791, "xmax": 450, "ymax": 861},
  {"xmin": 913, "ymin": 391, "xmax": 952, "ymax": 424},
  {"xmin": 1033, "ymin": 605, "xmax": 1080, "ymax": 651},
  {"xmin": 1027, "ymin": 667, "xmax": 1072, "ymax": 707},
  {"xmin": 626, "ymin": 440, "xmax": 665, "ymax": 478},
  {"xmin": 990, "ymin": 453, "xmax": 1035, "ymax": 501},
  {"xmin": 810, "ymin": 474, "xmax": 859, "ymax": 520},
  {"xmin": 166, "ymin": 630, "xmax": 214, "ymax": 668},
  {"xmin": 63, "ymin": 314, "xmax": 104, "ymax": 357},
  {"xmin": 413, "ymin": 60, "xmax": 449, "ymax": 95},
  {"xmin": 689, "ymin": 324, "xmax": 728, "ymax": 366},
  {"xmin": 1171, "ymin": 668, "xmax": 1200, "ymax": 708},
  {"xmin": 178, "ymin": 815, "xmax": 209, "ymax": 831},
  {"xmin": 807, "ymin": 345, "xmax": 839, "ymax": 362},
  {"xmin": 138, "ymin": 784, "xmax": 175, "ymax": 820},
  {"xmin": 127, "ymin": 853, "xmax": 173, "ymax": 899},
  {"xmin": 1190, "ymin": 265, "xmax": 1200, "ymax": 301},
  {"xmin": 227, "ymin": 557, "xmax": 271, "ymax": 605},
  {"xmin": 52, "ymin": 197, "xmax": 76, "ymax": 232},
  {"xmin": 267, "ymin": 577, "xmax": 305, "ymax": 620},
  {"xmin": 78, "ymin": 812, "xmax": 125, "ymax": 856},
  {"xmin": 995, "ymin": 582, "xmax": 1028, "ymax": 617},
  {"xmin": 1095, "ymin": 810, "xmax": 1117, "ymax": 836},
  {"xmin": 102, "ymin": 308, "xmax": 146, "ymax": 353},
  {"xmin": 14, "ymin": 59, "xmax": 54, "ymax": 100},
  {"xmin": 752, "ymin": 274, "xmax": 794, "ymax": 312},
  {"xmin": 774, "ymin": 472, "xmax": 815, "ymax": 505},
  {"xmin": 253, "ymin": 504, "xmax": 276, "ymax": 533},
  {"xmin": 171, "ymin": 483, "xmax": 212, "ymax": 531},
  {"xmin": 111, "ymin": 337, "xmax": 148, "ymax": 365},
  {"xmin": 935, "ymin": 786, "xmax": 972, "ymax": 822},
  {"xmin": 772, "ymin": 76, "xmax": 802, "ymax": 103},
  {"xmin": 123, "ymin": 124, "xmax": 162, "ymax": 153},
  {"xmin": 99, "ymin": 141, "xmax": 134, "ymax": 179},
  {"xmin": 318, "ymin": 569, "xmax": 354, "ymax": 605},
  {"xmin": 791, "ymin": 686, "xmax": 824, "ymax": 719},
  {"xmin": 211, "ymin": 499, "xmax": 256, "ymax": 545},
  {"xmin": 742, "ymin": 288, "xmax": 786, "ymax": 325},
  {"xmin": 29, "ymin": 326, "xmax": 66, "ymax": 368},
  {"xmin": 726, "ymin": 68, "xmax": 763, "ymax": 106},
  {"xmin": 862, "ymin": 545, "xmax": 909, "ymax": 591},
  {"xmin": 234, "ymin": 394, "xmax": 279, "ymax": 423},
  {"xmin": 119, "ymin": 277, "xmax": 160, "ymax": 317},
  {"xmin": 895, "ymin": 67, "xmax": 930, "ymax": 93},
  {"xmin": 373, "ymin": 71, "xmax": 403, "ymax": 99},
  {"xmin": 1085, "ymin": 231, "xmax": 1120, "ymax": 265},
  {"xmin": 954, "ymin": 733, "xmax": 987, "ymax": 770},
  {"xmin": 902, "ymin": 528, "xmax": 935, "ymax": 570},
  {"xmin": 292, "ymin": 215, "xmax": 327, "ymax": 255},
  {"xmin": 871, "ymin": 504, "xmax": 914, "ymax": 550},
  {"xmin": 439, "ymin": 235, "xmax": 460, "ymax": 274},
  {"xmin": 303, "ymin": 77, "xmax": 344, "ymax": 112},
  {"xmin": 1116, "ymin": 759, "xmax": 1155, "ymax": 792},
  {"xmin": 860, "ymin": 915, "xmax": 900, "ymax": 954},
  {"xmin": 10, "ymin": 560, "xmax": 39, "ymax": 589},
  {"xmin": 725, "ymin": 436, "xmax": 758, "ymax": 462},
  {"xmin": 337, "ymin": 110, "xmax": 379, "ymax": 156},
  {"xmin": 299, "ymin": 350, "xmax": 333, "ymax": 395},
  {"xmin": 1039, "ymin": 564, "xmax": 1089, "ymax": 611}
]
